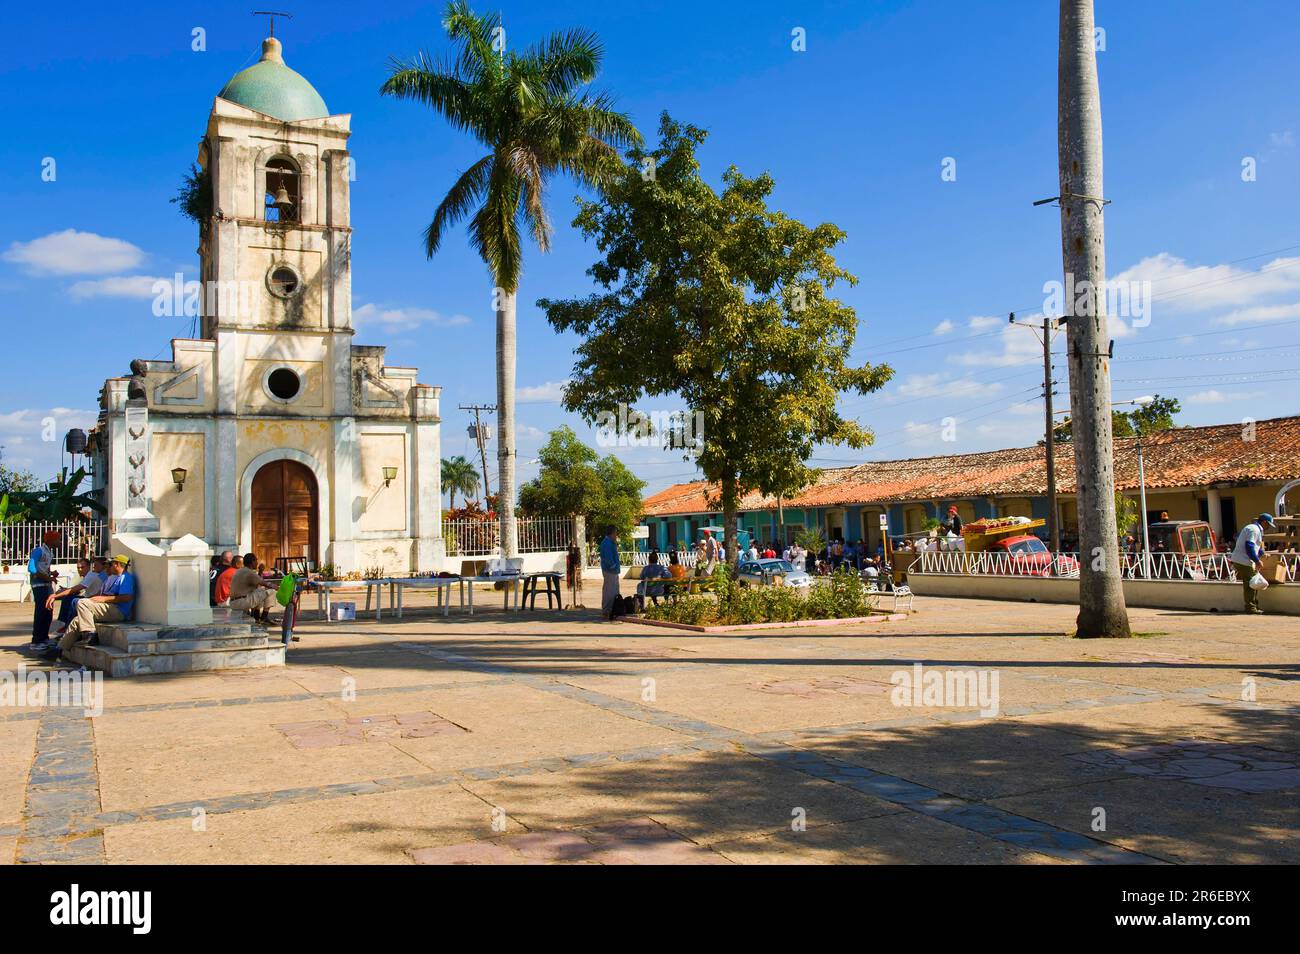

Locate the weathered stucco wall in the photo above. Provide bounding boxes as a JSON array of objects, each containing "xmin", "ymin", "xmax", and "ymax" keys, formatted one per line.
[{"xmin": 151, "ymin": 431, "xmax": 206, "ymax": 539}]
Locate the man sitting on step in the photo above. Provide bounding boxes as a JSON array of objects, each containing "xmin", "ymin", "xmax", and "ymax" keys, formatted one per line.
[
  {"xmin": 227, "ymin": 552, "xmax": 277, "ymax": 625},
  {"xmin": 42, "ymin": 554, "xmax": 136, "ymax": 662}
]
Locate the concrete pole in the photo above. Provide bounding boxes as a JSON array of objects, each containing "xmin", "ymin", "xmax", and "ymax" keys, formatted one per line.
[{"xmin": 1058, "ymin": 0, "xmax": 1130, "ymax": 636}]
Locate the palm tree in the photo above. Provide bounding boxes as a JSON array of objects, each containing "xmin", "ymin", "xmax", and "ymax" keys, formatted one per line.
[
  {"xmin": 441, "ymin": 455, "xmax": 481, "ymax": 510},
  {"xmin": 382, "ymin": 1, "xmax": 641, "ymax": 557}
]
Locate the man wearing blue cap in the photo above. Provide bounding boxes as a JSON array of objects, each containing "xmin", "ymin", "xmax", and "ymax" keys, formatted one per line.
[{"xmin": 1229, "ymin": 513, "xmax": 1277, "ymax": 614}]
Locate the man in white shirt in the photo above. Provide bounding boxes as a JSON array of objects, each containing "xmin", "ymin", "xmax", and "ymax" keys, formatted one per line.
[
  {"xmin": 1229, "ymin": 513, "xmax": 1276, "ymax": 614},
  {"xmin": 48, "ymin": 556, "xmax": 108, "ymax": 636}
]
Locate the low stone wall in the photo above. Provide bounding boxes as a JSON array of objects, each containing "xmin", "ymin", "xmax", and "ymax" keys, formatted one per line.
[{"xmin": 907, "ymin": 572, "xmax": 1300, "ymax": 615}]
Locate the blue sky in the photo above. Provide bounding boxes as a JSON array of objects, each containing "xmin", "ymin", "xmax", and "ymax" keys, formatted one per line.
[{"xmin": 2, "ymin": 0, "xmax": 1298, "ymax": 498}]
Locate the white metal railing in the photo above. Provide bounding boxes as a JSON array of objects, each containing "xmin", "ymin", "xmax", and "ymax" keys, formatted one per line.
[
  {"xmin": 1, "ymin": 520, "xmax": 107, "ymax": 567},
  {"xmin": 441, "ymin": 516, "xmax": 573, "ymax": 556},
  {"xmin": 915, "ymin": 549, "xmax": 1080, "ymax": 578},
  {"xmin": 586, "ymin": 548, "xmax": 701, "ymax": 569},
  {"xmin": 915, "ymin": 548, "xmax": 1298, "ymax": 583}
]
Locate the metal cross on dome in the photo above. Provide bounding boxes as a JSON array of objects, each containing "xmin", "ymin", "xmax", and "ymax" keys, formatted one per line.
[{"xmin": 252, "ymin": 10, "xmax": 294, "ymax": 38}]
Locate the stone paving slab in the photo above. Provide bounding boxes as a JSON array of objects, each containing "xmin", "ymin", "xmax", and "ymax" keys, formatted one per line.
[
  {"xmin": 103, "ymin": 783, "xmax": 499, "ymax": 864},
  {"xmin": 988, "ymin": 775, "xmax": 1300, "ymax": 864},
  {"xmin": 0, "ymin": 720, "xmax": 38, "ymax": 828},
  {"xmin": 1, "ymin": 594, "xmax": 1296, "ymax": 865},
  {"xmin": 462, "ymin": 749, "xmax": 905, "ymax": 847},
  {"xmin": 711, "ymin": 811, "xmax": 1075, "ymax": 865}
]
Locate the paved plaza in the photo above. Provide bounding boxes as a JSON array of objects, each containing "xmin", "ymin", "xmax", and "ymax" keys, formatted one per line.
[{"xmin": 2, "ymin": 591, "xmax": 1297, "ymax": 865}]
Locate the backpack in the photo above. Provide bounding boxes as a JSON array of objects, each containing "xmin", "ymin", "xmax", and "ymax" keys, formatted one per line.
[{"xmin": 275, "ymin": 573, "xmax": 298, "ymax": 607}]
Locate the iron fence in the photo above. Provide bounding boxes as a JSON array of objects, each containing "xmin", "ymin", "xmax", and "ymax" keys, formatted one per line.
[
  {"xmin": 441, "ymin": 516, "xmax": 573, "ymax": 556},
  {"xmin": 1, "ymin": 520, "xmax": 107, "ymax": 567},
  {"xmin": 587, "ymin": 548, "xmax": 701, "ymax": 569},
  {"xmin": 915, "ymin": 548, "xmax": 1298, "ymax": 583}
]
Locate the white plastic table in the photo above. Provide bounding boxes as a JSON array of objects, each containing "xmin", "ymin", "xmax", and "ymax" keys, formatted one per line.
[
  {"xmin": 313, "ymin": 579, "xmax": 392, "ymax": 622},
  {"xmin": 461, "ymin": 575, "xmax": 524, "ymax": 615},
  {"xmin": 388, "ymin": 577, "xmax": 466, "ymax": 618}
]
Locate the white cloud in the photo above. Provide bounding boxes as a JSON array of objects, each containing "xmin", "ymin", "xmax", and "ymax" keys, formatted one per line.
[
  {"xmin": 2, "ymin": 229, "xmax": 145, "ymax": 276},
  {"xmin": 1110, "ymin": 252, "xmax": 1300, "ymax": 315},
  {"xmin": 69, "ymin": 275, "xmax": 168, "ymax": 300},
  {"xmin": 895, "ymin": 373, "xmax": 1005, "ymax": 399},
  {"xmin": 1216, "ymin": 302, "xmax": 1300, "ymax": 326},
  {"xmin": 0, "ymin": 406, "xmax": 99, "ymax": 475},
  {"xmin": 517, "ymin": 380, "xmax": 569, "ymax": 402},
  {"xmin": 353, "ymin": 303, "xmax": 470, "ymax": 331},
  {"xmin": 954, "ymin": 320, "xmax": 1044, "ymax": 367},
  {"xmin": 1186, "ymin": 389, "xmax": 1265, "ymax": 405},
  {"xmin": 932, "ymin": 319, "xmax": 955, "ymax": 336},
  {"xmin": 968, "ymin": 315, "xmax": 1001, "ymax": 330},
  {"xmin": 902, "ymin": 421, "xmax": 939, "ymax": 445}
]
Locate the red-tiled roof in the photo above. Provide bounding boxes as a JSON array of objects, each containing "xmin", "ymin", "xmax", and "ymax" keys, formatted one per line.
[{"xmin": 642, "ymin": 415, "xmax": 1300, "ymax": 516}]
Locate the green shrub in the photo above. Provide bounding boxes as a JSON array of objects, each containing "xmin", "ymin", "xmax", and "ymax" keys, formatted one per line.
[{"xmin": 643, "ymin": 564, "xmax": 875, "ymax": 626}]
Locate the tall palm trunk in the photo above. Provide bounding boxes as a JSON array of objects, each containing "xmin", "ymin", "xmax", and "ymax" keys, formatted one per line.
[
  {"xmin": 1058, "ymin": 0, "xmax": 1130, "ymax": 637},
  {"xmin": 496, "ymin": 288, "xmax": 519, "ymax": 558}
]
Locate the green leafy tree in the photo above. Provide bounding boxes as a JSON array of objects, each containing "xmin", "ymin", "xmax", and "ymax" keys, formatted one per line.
[
  {"xmin": 0, "ymin": 460, "xmax": 38, "ymax": 503},
  {"xmin": 539, "ymin": 115, "xmax": 892, "ymax": 566},
  {"xmin": 1114, "ymin": 395, "xmax": 1180, "ymax": 438},
  {"xmin": 517, "ymin": 426, "xmax": 646, "ymax": 539},
  {"xmin": 1057, "ymin": 395, "xmax": 1180, "ymax": 442},
  {"xmin": 381, "ymin": 1, "xmax": 641, "ymax": 559},
  {"xmin": 441, "ymin": 455, "xmax": 481, "ymax": 510},
  {"xmin": 9, "ymin": 467, "xmax": 103, "ymax": 522},
  {"xmin": 170, "ymin": 162, "xmax": 213, "ymax": 241}
]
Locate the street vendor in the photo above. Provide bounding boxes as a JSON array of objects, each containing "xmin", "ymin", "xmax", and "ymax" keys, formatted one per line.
[{"xmin": 942, "ymin": 505, "xmax": 963, "ymax": 537}]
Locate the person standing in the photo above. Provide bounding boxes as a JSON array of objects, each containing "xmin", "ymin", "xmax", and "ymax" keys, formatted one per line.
[
  {"xmin": 1230, "ymin": 513, "xmax": 1276, "ymax": 615},
  {"xmin": 599, "ymin": 525, "xmax": 621, "ymax": 621},
  {"xmin": 27, "ymin": 530, "xmax": 61, "ymax": 650}
]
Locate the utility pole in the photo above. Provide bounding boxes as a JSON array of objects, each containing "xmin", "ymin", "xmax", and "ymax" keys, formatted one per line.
[
  {"xmin": 459, "ymin": 403, "xmax": 495, "ymax": 506},
  {"xmin": 1010, "ymin": 312, "xmax": 1064, "ymax": 554},
  {"xmin": 1055, "ymin": 0, "xmax": 1130, "ymax": 637}
]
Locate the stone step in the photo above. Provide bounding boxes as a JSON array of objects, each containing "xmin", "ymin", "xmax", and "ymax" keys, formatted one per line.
[
  {"xmin": 99, "ymin": 622, "xmax": 257, "ymax": 652},
  {"xmin": 66, "ymin": 641, "xmax": 286, "ymax": 678},
  {"xmin": 107, "ymin": 634, "xmax": 274, "ymax": 656}
]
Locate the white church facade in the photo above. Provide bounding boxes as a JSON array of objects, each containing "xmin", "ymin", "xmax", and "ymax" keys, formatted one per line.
[{"xmin": 88, "ymin": 34, "xmax": 444, "ymax": 574}]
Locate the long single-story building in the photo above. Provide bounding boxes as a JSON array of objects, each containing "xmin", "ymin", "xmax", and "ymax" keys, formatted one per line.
[{"xmin": 640, "ymin": 415, "xmax": 1300, "ymax": 552}]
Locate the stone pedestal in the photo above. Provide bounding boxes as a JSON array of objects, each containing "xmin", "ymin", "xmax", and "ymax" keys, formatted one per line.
[
  {"xmin": 71, "ymin": 533, "xmax": 282, "ymax": 677},
  {"xmin": 117, "ymin": 399, "xmax": 160, "ymax": 535}
]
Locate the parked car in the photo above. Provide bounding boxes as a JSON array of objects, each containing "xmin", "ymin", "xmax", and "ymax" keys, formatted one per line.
[
  {"xmin": 736, "ymin": 558, "xmax": 813, "ymax": 589},
  {"xmin": 985, "ymin": 535, "xmax": 1079, "ymax": 577}
]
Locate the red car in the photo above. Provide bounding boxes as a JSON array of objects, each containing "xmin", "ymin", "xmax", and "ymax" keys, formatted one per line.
[{"xmin": 986, "ymin": 535, "xmax": 1079, "ymax": 577}]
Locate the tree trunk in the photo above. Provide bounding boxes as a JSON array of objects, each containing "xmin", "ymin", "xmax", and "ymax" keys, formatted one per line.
[
  {"xmin": 1058, "ymin": 0, "xmax": 1130, "ymax": 638},
  {"xmin": 496, "ymin": 289, "xmax": 519, "ymax": 559},
  {"xmin": 721, "ymin": 475, "xmax": 739, "ymax": 574}
]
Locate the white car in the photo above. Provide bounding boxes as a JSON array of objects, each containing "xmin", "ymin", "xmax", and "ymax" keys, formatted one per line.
[{"xmin": 737, "ymin": 558, "xmax": 813, "ymax": 589}]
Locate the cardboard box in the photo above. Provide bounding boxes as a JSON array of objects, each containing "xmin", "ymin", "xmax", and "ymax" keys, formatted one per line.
[
  {"xmin": 331, "ymin": 601, "xmax": 356, "ymax": 621},
  {"xmin": 1260, "ymin": 554, "xmax": 1290, "ymax": 585}
]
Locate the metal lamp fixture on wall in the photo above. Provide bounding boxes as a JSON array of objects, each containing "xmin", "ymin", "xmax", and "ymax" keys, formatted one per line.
[
  {"xmin": 382, "ymin": 466, "xmax": 398, "ymax": 488},
  {"xmin": 171, "ymin": 467, "xmax": 188, "ymax": 492}
]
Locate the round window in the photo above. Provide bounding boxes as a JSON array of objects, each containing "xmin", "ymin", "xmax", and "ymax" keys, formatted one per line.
[
  {"xmin": 268, "ymin": 266, "xmax": 300, "ymax": 298},
  {"xmin": 267, "ymin": 368, "xmax": 301, "ymax": 401}
]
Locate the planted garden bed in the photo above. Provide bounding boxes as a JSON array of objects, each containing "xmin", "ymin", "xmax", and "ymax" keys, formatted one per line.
[{"xmin": 638, "ymin": 566, "xmax": 909, "ymax": 631}]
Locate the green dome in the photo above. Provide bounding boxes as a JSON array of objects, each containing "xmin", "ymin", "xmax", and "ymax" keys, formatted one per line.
[{"xmin": 218, "ymin": 37, "xmax": 328, "ymax": 122}]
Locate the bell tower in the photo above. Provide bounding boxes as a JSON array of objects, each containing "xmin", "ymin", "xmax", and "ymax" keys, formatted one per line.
[{"xmin": 197, "ymin": 34, "xmax": 353, "ymax": 337}]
